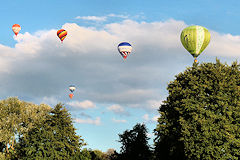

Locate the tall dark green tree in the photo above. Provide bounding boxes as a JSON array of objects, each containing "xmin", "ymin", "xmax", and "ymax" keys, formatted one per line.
[
  {"xmin": 113, "ymin": 123, "xmax": 152, "ymax": 160},
  {"xmin": 154, "ymin": 60, "xmax": 240, "ymax": 160},
  {"xmin": 16, "ymin": 103, "xmax": 85, "ymax": 159}
]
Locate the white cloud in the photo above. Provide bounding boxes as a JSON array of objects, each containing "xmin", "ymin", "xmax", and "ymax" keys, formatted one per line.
[
  {"xmin": 142, "ymin": 114, "xmax": 160, "ymax": 123},
  {"xmin": 0, "ymin": 18, "xmax": 240, "ymax": 111},
  {"xmin": 75, "ymin": 16, "xmax": 107, "ymax": 22},
  {"xmin": 105, "ymin": 19, "xmax": 186, "ymax": 50},
  {"xmin": 0, "ymin": 45, "xmax": 14, "ymax": 73},
  {"xmin": 107, "ymin": 104, "xmax": 129, "ymax": 115},
  {"xmin": 78, "ymin": 112, "xmax": 92, "ymax": 118},
  {"xmin": 41, "ymin": 96, "xmax": 59, "ymax": 106},
  {"xmin": 142, "ymin": 114, "xmax": 149, "ymax": 121},
  {"xmin": 75, "ymin": 14, "xmax": 128, "ymax": 22},
  {"xmin": 112, "ymin": 118, "xmax": 127, "ymax": 123},
  {"xmin": 152, "ymin": 115, "xmax": 160, "ymax": 122},
  {"xmin": 147, "ymin": 133, "xmax": 154, "ymax": 138},
  {"xmin": 67, "ymin": 100, "xmax": 96, "ymax": 109},
  {"xmin": 147, "ymin": 100, "xmax": 163, "ymax": 110},
  {"xmin": 91, "ymin": 89, "xmax": 158, "ymax": 105},
  {"xmin": 74, "ymin": 117, "xmax": 101, "ymax": 125},
  {"xmin": 207, "ymin": 31, "xmax": 240, "ymax": 57},
  {"xmin": 107, "ymin": 14, "xmax": 128, "ymax": 19}
]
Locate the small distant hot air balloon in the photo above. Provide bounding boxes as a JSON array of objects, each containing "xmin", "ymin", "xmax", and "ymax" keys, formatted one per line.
[
  {"xmin": 180, "ymin": 25, "xmax": 211, "ymax": 63},
  {"xmin": 68, "ymin": 85, "xmax": 76, "ymax": 99},
  {"xmin": 69, "ymin": 85, "xmax": 76, "ymax": 93},
  {"xmin": 69, "ymin": 93, "xmax": 74, "ymax": 99},
  {"xmin": 57, "ymin": 29, "xmax": 67, "ymax": 42},
  {"xmin": 118, "ymin": 42, "xmax": 132, "ymax": 59},
  {"xmin": 12, "ymin": 24, "xmax": 21, "ymax": 36}
]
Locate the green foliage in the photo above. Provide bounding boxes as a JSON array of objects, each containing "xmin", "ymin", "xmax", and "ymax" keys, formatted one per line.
[
  {"xmin": 0, "ymin": 97, "xmax": 51, "ymax": 158},
  {"xmin": 0, "ymin": 152, "xmax": 6, "ymax": 160},
  {"xmin": 105, "ymin": 148, "xmax": 116, "ymax": 160},
  {"xmin": 154, "ymin": 60, "xmax": 240, "ymax": 160},
  {"xmin": 73, "ymin": 148, "xmax": 110, "ymax": 160},
  {"xmin": 90, "ymin": 149, "xmax": 108, "ymax": 160},
  {"xmin": 76, "ymin": 148, "xmax": 92, "ymax": 160},
  {"xmin": 113, "ymin": 123, "xmax": 153, "ymax": 160},
  {"xmin": 16, "ymin": 103, "xmax": 85, "ymax": 159}
]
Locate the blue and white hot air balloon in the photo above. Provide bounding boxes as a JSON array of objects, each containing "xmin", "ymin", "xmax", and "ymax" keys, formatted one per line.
[
  {"xmin": 69, "ymin": 85, "xmax": 76, "ymax": 93},
  {"xmin": 68, "ymin": 85, "xmax": 76, "ymax": 99},
  {"xmin": 118, "ymin": 42, "xmax": 132, "ymax": 59}
]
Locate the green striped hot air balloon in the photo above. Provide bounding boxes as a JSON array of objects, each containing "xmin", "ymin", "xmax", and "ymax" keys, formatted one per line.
[{"xmin": 180, "ymin": 25, "xmax": 211, "ymax": 63}]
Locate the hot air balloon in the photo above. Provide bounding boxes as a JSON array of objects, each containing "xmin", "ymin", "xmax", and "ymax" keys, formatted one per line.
[
  {"xmin": 57, "ymin": 29, "xmax": 67, "ymax": 42},
  {"xmin": 69, "ymin": 93, "xmax": 74, "ymax": 99},
  {"xmin": 69, "ymin": 85, "xmax": 76, "ymax": 93},
  {"xmin": 180, "ymin": 25, "xmax": 211, "ymax": 63},
  {"xmin": 12, "ymin": 24, "xmax": 21, "ymax": 36},
  {"xmin": 118, "ymin": 42, "xmax": 132, "ymax": 59}
]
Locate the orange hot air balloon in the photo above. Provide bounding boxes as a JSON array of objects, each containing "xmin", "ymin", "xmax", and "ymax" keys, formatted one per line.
[
  {"xmin": 12, "ymin": 24, "xmax": 21, "ymax": 36},
  {"xmin": 69, "ymin": 93, "xmax": 74, "ymax": 99},
  {"xmin": 57, "ymin": 29, "xmax": 67, "ymax": 42}
]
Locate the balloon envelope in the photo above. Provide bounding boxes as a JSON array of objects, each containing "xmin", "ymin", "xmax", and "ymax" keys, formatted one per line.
[
  {"xmin": 12, "ymin": 24, "xmax": 21, "ymax": 36},
  {"xmin": 118, "ymin": 42, "xmax": 132, "ymax": 59},
  {"xmin": 57, "ymin": 29, "xmax": 67, "ymax": 42},
  {"xmin": 69, "ymin": 85, "xmax": 76, "ymax": 93},
  {"xmin": 180, "ymin": 25, "xmax": 210, "ymax": 59}
]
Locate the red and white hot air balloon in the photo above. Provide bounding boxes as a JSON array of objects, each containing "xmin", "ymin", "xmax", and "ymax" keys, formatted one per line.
[{"xmin": 12, "ymin": 24, "xmax": 21, "ymax": 36}]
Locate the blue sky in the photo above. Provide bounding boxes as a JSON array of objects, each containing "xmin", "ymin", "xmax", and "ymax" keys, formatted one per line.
[{"xmin": 1, "ymin": 0, "xmax": 240, "ymax": 152}]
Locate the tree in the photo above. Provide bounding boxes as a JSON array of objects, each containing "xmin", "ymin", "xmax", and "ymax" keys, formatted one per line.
[
  {"xmin": 16, "ymin": 103, "xmax": 85, "ymax": 159},
  {"xmin": 0, "ymin": 97, "xmax": 50, "ymax": 159},
  {"xmin": 106, "ymin": 148, "xmax": 116, "ymax": 159},
  {"xmin": 89, "ymin": 149, "xmax": 108, "ymax": 160},
  {"xmin": 113, "ymin": 123, "xmax": 152, "ymax": 160},
  {"xmin": 72, "ymin": 148, "xmax": 92, "ymax": 160},
  {"xmin": 73, "ymin": 148, "xmax": 110, "ymax": 160},
  {"xmin": 154, "ymin": 60, "xmax": 240, "ymax": 160}
]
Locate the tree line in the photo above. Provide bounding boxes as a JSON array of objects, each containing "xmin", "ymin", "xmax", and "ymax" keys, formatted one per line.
[{"xmin": 0, "ymin": 60, "xmax": 239, "ymax": 159}]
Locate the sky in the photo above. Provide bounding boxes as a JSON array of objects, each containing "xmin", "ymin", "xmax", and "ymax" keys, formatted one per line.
[{"xmin": 1, "ymin": 0, "xmax": 240, "ymax": 152}]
